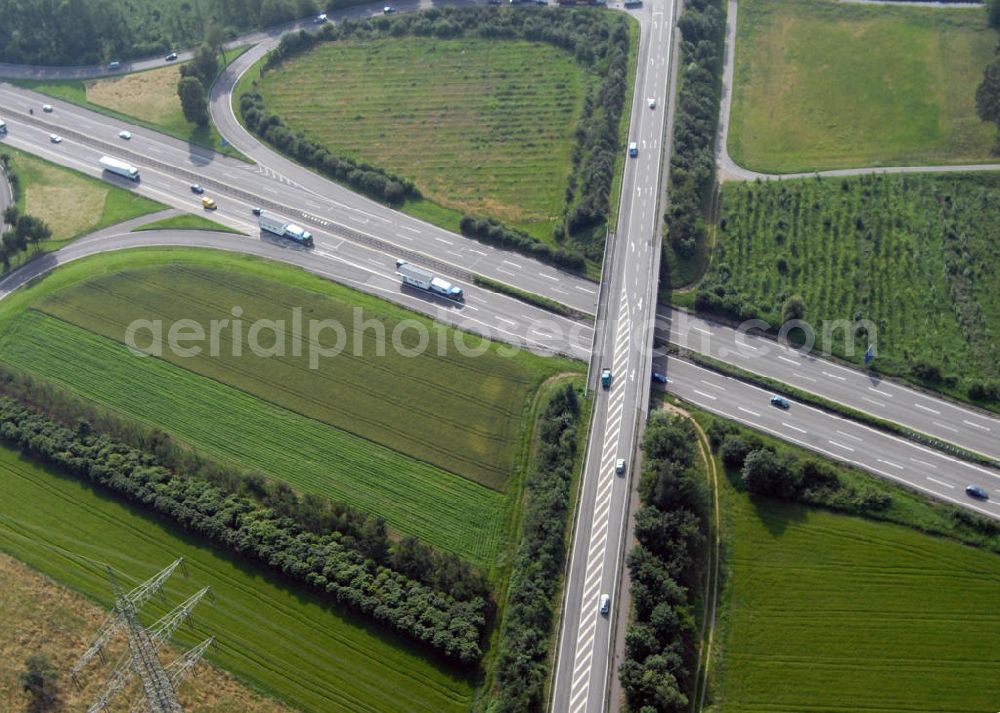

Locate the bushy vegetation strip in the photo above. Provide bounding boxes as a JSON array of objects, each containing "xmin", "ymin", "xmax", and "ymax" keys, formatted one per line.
[
  {"xmin": 0, "ymin": 396, "xmax": 487, "ymax": 663},
  {"xmin": 240, "ymin": 7, "xmax": 631, "ymax": 268},
  {"xmin": 488, "ymin": 383, "xmax": 584, "ymax": 712},
  {"xmin": 619, "ymin": 413, "xmax": 708, "ymax": 711},
  {"xmin": 0, "ymin": 447, "xmax": 475, "ymax": 713},
  {"xmin": 663, "ymin": 0, "xmax": 726, "ymax": 274},
  {"xmin": 695, "ymin": 174, "xmax": 1000, "ymax": 408},
  {"xmin": 459, "ymin": 215, "xmax": 585, "ymax": 273},
  {"xmin": 473, "ymin": 275, "xmax": 590, "ymax": 322},
  {"xmin": 0, "ymin": 361, "xmax": 490, "ymax": 601}
]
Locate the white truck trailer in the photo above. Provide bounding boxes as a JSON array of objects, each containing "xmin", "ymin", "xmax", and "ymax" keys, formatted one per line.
[
  {"xmin": 99, "ymin": 155, "xmax": 139, "ymax": 181},
  {"xmin": 258, "ymin": 211, "xmax": 314, "ymax": 248},
  {"xmin": 395, "ymin": 259, "xmax": 464, "ymax": 301}
]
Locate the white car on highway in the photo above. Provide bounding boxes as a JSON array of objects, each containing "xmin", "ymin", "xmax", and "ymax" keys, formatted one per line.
[
  {"xmin": 49, "ymin": 134, "xmax": 62, "ymax": 143},
  {"xmin": 118, "ymin": 130, "xmax": 132, "ymax": 140}
]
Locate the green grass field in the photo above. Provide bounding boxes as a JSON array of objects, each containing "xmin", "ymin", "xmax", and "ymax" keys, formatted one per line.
[
  {"xmin": 712, "ymin": 486, "xmax": 1000, "ymax": 711},
  {"xmin": 257, "ymin": 37, "xmax": 587, "ymax": 241},
  {"xmin": 36, "ymin": 261, "xmax": 556, "ymax": 489},
  {"xmin": 0, "ymin": 444, "xmax": 473, "ymax": 713},
  {"xmin": 702, "ymin": 173, "xmax": 1000, "ymax": 397},
  {"xmin": 683, "ymin": 410, "xmax": 1000, "ymax": 712},
  {"xmin": 0, "ymin": 310, "xmax": 506, "ymax": 565},
  {"xmin": 133, "ymin": 212, "xmax": 242, "ymax": 233},
  {"xmin": 0, "ymin": 250, "xmax": 581, "ymax": 565},
  {"xmin": 728, "ymin": 0, "xmax": 998, "ymax": 172}
]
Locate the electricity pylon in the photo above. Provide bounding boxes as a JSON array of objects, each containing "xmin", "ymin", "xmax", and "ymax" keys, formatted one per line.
[{"xmin": 72, "ymin": 559, "xmax": 214, "ymax": 713}]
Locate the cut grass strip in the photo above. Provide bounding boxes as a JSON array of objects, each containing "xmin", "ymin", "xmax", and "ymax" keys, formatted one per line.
[{"xmin": 133, "ymin": 213, "xmax": 243, "ymax": 233}]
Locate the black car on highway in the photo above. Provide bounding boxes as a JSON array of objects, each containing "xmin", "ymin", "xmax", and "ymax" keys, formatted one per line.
[{"xmin": 965, "ymin": 484, "xmax": 989, "ymax": 500}]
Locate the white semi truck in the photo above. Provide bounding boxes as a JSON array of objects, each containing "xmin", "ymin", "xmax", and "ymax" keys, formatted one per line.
[
  {"xmin": 99, "ymin": 155, "xmax": 139, "ymax": 181},
  {"xmin": 258, "ymin": 211, "xmax": 314, "ymax": 248},
  {"xmin": 395, "ymin": 259, "xmax": 464, "ymax": 301}
]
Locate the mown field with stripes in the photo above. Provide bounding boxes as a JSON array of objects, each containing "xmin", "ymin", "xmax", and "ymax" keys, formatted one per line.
[
  {"xmin": 258, "ymin": 37, "xmax": 588, "ymax": 239},
  {"xmin": 0, "ymin": 251, "xmax": 582, "ymax": 567},
  {"xmin": 0, "ymin": 443, "xmax": 474, "ymax": 713}
]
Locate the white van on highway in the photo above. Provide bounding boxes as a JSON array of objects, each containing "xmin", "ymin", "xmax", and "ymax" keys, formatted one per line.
[{"xmin": 0, "ymin": 119, "xmax": 6, "ymax": 134}]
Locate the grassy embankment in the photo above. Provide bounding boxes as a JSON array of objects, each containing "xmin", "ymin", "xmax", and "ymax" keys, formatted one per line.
[
  {"xmin": 0, "ymin": 250, "xmax": 583, "ymax": 567},
  {"xmin": 253, "ymin": 37, "xmax": 586, "ymax": 245},
  {"xmin": 0, "ymin": 145, "xmax": 163, "ymax": 268},
  {"xmin": 728, "ymin": 0, "xmax": 997, "ymax": 172},
  {"xmin": 134, "ymin": 212, "xmax": 242, "ymax": 233},
  {"xmin": 0, "ymin": 444, "xmax": 475, "ymax": 713},
  {"xmin": 681, "ymin": 406, "xmax": 1000, "ymax": 711},
  {"xmin": 681, "ymin": 173, "xmax": 1000, "ymax": 406},
  {"xmin": 14, "ymin": 47, "xmax": 251, "ymax": 160}
]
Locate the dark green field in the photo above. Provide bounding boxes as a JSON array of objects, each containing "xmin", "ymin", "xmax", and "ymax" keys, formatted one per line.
[
  {"xmin": 0, "ymin": 250, "xmax": 582, "ymax": 565},
  {"xmin": 683, "ymin": 409, "xmax": 1000, "ymax": 712},
  {"xmin": 257, "ymin": 37, "xmax": 587, "ymax": 240},
  {"xmin": 0, "ymin": 443, "xmax": 474, "ymax": 713},
  {"xmin": 697, "ymin": 173, "xmax": 1000, "ymax": 397}
]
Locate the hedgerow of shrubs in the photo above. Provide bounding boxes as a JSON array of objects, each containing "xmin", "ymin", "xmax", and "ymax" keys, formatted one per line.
[
  {"xmin": 706, "ymin": 420, "xmax": 893, "ymax": 513},
  {"xmin": 0, "ymin": 363, "xmax": 489, "ymax": 601},
  {"xmin": 619, "ymin": 413, "xmax": 708, "ymax": 712},
  {"xmin": 488, "ymin": 383, "xmax": 582, "ymax": 712},
  {"xmin": 0, "ymin": 396, "xmax": 487, "ymax": 664},
  {"xmin": 663, "ymin": 0, "xmax": 726, "ymax": 263},
  {"xmin": 243, "ymin": 6, "xmax": 632, "ymax": 266},
  {"xmin": 459, "ymin": 215, "xmax": 585, "ymax": 272}
]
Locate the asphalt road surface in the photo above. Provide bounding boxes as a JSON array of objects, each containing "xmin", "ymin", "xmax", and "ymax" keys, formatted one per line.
[
  {"xmin": 0, "ymin": 83, "xmax": 600, "ymax": 316},
  {"xmin": 550, "ymin": 0, "xmax": 675, "ymax": 709},
  {"xmin": 657, "ymin": 307, "xmax": 1000, "ymax": 461}
]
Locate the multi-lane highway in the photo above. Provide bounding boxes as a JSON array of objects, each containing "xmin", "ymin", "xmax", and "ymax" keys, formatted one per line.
[
  {"xmin": 658, "ymin": 308, "xmax": 1000, "ymax": 461},
  {"xmin": 0, "ymin": 84, "xmax": 600, "ymax": 316},
  {"xmin": 657, "ymin": 358, "xmax": 1000, "ymax": 518},
  {"xmin": 550, "ymin": 0, "xmax": 674, "ymax": 710},
  {"xmin": 3, "ymin": 6, "xmax": 1000, "ymax": 712}
]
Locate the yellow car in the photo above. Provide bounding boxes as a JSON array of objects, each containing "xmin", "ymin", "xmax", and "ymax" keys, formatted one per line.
[{"xmin": 201, "ymin": 196, "xmax": 217, "ymax": 210}]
